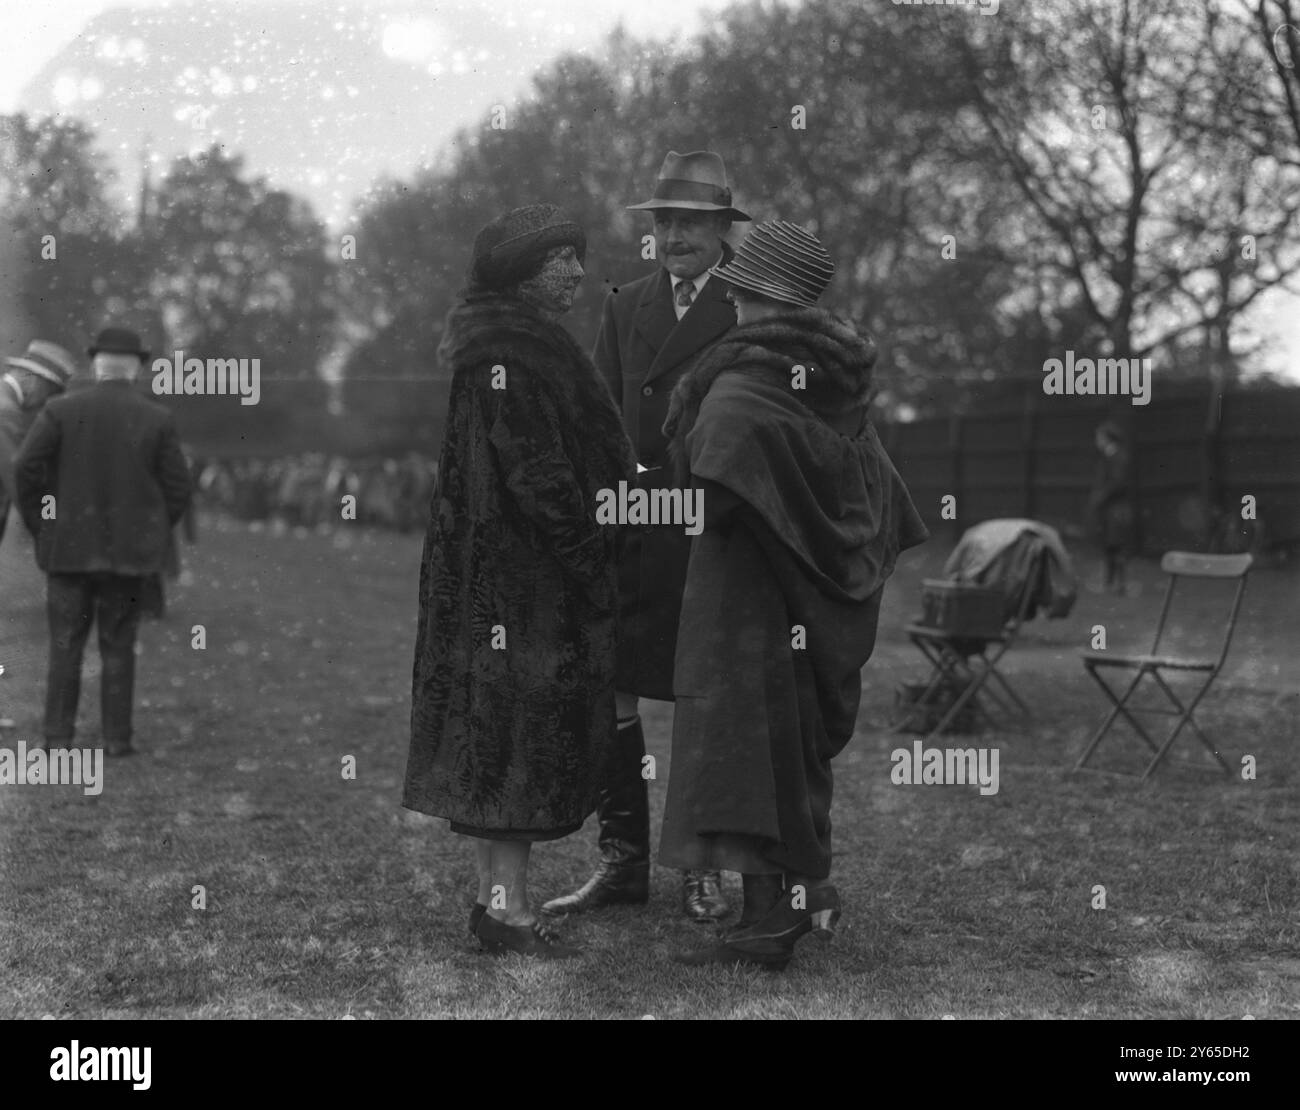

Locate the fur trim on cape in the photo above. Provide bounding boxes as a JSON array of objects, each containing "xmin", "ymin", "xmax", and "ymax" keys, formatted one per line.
[{"xmin": 663, "ymin": 306, "xmax": 877, "ymax": 480}]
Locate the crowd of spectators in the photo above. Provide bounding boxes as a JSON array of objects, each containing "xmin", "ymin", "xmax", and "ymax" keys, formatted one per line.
[{"xmin": 193, "ymin": 452, "xmax": 438, "ymax": 533}]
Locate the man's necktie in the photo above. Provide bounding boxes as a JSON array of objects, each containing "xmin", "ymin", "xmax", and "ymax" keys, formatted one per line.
[{"xmin": 675, "ymin": 281, "xmax": 696, "ymax": 310}]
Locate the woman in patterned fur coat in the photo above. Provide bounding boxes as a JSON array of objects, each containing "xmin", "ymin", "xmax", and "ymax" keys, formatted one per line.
[
  {"xmin": 403, "ymin": 205, "xmax": 637, "ymax": 960},
  {"xmin": 658, "ymin": 221, "xmax": 929, "ymax": 970}
]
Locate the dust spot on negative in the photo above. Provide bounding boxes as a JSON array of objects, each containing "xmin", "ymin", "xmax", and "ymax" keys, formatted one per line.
[
  {"xmin": 1128, "ymin": 951, "xmax": 1210, "ymax": 1000},
  {"xmin": 223, "ymin": 793, "xmax": 255, "ymax": 819}
]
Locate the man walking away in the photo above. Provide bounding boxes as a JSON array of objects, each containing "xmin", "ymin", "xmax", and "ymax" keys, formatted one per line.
[{"xmin": 14, "ymin": 327, "xmax": 191, "ymax": 756}]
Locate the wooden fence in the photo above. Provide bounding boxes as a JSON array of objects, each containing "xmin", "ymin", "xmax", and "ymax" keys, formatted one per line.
[{"xmin": 880, "ymin": 383, "xmax": 1300, "ymax": 555}]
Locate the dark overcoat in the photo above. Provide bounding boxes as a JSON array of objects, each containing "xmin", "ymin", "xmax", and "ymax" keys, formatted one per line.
[
  {"xmin": 14, "ymin": 380, "xmax": 192, "ymax": 575},
  {"xmin": 591, "ymin": 247, "xmax": 736, "ymax": 699},
  {"xmin": 403, "ymin": 294, "xmax": 637, "ymax": 839},
  {"xmin": 657, "ymin": 309, "xmax": 929, "ymax": 878}
]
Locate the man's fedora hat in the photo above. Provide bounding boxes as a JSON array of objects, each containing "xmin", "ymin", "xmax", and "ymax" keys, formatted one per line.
[
  {"xmin": 87, "ymin": 326, "xmax": 150, "ymax": 362},
  {"xmin": 4, "ymin": 339, "xmax": 78, "ymax": 388},
  {"xmin": 711, "ymin": 220, "xmax": 835, "ymax": 307},
  {"xmin": 627, "ymin": 151, "xmax": 751, "ymax": 221}
]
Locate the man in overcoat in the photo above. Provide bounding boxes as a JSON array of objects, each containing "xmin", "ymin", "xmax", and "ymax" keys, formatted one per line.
[
  {"xmin": 15, "ymin": 327, "xmax": 192, "ymax": 755},
  {"xmin": 543, "ymin": 151, "xmax": 750, "ymax": 922}
]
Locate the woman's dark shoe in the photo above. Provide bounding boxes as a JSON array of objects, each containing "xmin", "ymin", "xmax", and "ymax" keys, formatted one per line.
[
  {"xmin": 468, "ymin": 902, "xmax": 487, "ymax": 939},
  {"xmin": 809, "ymin": 901, "xmax": 841, "ymax": 940},
  {"xmin": 719, "ymin": 884, "xmax": 842, "ymax": 955},
  {"xmin": 475, "ymin": 913, "xmax": 580, "ymax": 960}
]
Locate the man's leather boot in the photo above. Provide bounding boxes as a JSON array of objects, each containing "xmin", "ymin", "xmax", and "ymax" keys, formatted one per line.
[
  {"xmin": 682, "ymin": 869, "xmax": 729, "ymax": 922},
  {"xmin": 542, "ymin": 716, "xmax": 650, "ymax": 914}
]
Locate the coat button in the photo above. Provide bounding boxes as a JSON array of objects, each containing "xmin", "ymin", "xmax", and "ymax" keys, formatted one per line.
[{"xmin": 641, "ymin": 385, "xmax": 654, "ymax": 397}]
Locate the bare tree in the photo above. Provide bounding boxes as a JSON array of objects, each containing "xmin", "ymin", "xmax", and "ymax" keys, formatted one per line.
[{"xmin": 953, "ymin": 0, "xmax": 1300, "ymax": 370}]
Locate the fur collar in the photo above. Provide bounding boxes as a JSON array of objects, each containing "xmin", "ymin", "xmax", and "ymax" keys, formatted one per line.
[
  {"xmin": 663, "ymin": 307, "xmax": 877, "ymax": 468},
  {"xmin": 439, "ymin": 292, "xmax": 636, "ymax": 490},
  {"xmin": 439, "ymin": 292, "xmax": 588, "ymax": 381}
]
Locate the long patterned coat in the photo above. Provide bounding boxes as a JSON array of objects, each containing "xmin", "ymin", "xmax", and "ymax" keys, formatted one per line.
[{"xmin": 403, "ymin": 293, "xmax": 637, "ymax": 839}]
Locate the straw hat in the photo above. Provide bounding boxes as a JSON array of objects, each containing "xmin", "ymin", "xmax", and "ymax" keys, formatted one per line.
[{"xmin": 5, "ymin": 339, "xmax": 78, "ymax": 387}]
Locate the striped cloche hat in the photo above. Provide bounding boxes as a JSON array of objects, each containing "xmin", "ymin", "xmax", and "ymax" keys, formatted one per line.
[{"xmin": 710, "ymin": 220, "xmax": 834, "ymax": 307}]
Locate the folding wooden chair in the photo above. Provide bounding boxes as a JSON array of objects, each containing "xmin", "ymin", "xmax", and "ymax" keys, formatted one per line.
[
  {"xmin": 1073, "ymin": 552, "xmax": 1252, "ymax": 782},
  {"xmin": 894, "ymin": 559, "xmax": 1044, "ymax": 742}
]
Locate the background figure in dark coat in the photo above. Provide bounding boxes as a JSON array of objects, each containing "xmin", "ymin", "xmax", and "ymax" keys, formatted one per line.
[
  {"xmin": 659, "ymin": 222, "xmax": 929, "ymax": 970},
  {"xmin": 545, "ymin": 151, "xmax": 750, "ymax": 923},
  {"xmin": 1088, "ymin": 420, "xmax": 1134, "ymax": 594},
  {"xmin": 14, "ymin": 327, "xmax": 192, "ymax": 756},
  {"xmin": 403, "ymin": 205, "xmax": 637, "ymax": 960},
  {"xmin": 0, "ymin": 339, "xmax": 77, "ymax": 549}
]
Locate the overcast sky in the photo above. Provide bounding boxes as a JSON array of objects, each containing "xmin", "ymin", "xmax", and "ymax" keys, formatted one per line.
[
  {"xmin": 3, "ymin": 0, "xmax": 746, "ymax": 228},
  {"xmin": 4, "ymin": 0, "xmax": 1297, "ymax": 377},
  {"xmin": 0, "ymin": 0, "xmax": 737, "ymax": 112}
]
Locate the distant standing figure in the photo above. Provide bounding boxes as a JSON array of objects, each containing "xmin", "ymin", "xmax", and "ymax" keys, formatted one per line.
[
  {"xmin": 1088, "ymin": 420, "xmax": 1134, "ymax": 594},
  {"xmin": 14, "ymin": 327, "xmax": 192, "ymax": 756}
]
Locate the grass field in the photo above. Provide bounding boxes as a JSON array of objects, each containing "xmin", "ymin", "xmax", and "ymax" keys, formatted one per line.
[{"xmin": 1, "ymin": 513, "xmax": 1297, "ymax": 1019}]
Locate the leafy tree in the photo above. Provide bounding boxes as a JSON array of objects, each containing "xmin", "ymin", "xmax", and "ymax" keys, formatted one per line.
[
  {"xmin": 147, "ymin": 145, "xmax": 337, "ymax": 379},
  {"xmin": 0, "ymin": 112, "xmax": 129, "ymax": 349},
  {"xmin": 948, "ymin": 0, "xmax": 1300, "ymax": 374}
]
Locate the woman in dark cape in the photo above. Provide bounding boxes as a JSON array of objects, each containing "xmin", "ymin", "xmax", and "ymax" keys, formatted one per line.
[
  {"xmin": 659, "ymin": 221, "xmax": 928, "ymax": 969},
  {"xmin": 403, "ymin": 205, "xmax": 637, "ymax": 959}
]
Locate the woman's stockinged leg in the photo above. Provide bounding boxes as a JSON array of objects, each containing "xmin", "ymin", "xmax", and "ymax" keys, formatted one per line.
[
  {"xmin": 737, "ymin": 872, "xmax": 784, "ymax": 926},
  {"xmin": 474, "ymin": 838, "xmax": 579, "ymax": 960},
  {"xmin": 474, "ymin": 838, "xmax": 492, "ymax": 905},
  {"xmin": 784, "ymin": 871, "xmax": 833, "ymax": 894},
  {"xmin": 487, "ymin": 840, "xmax": 534, "ymax": 927}
]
